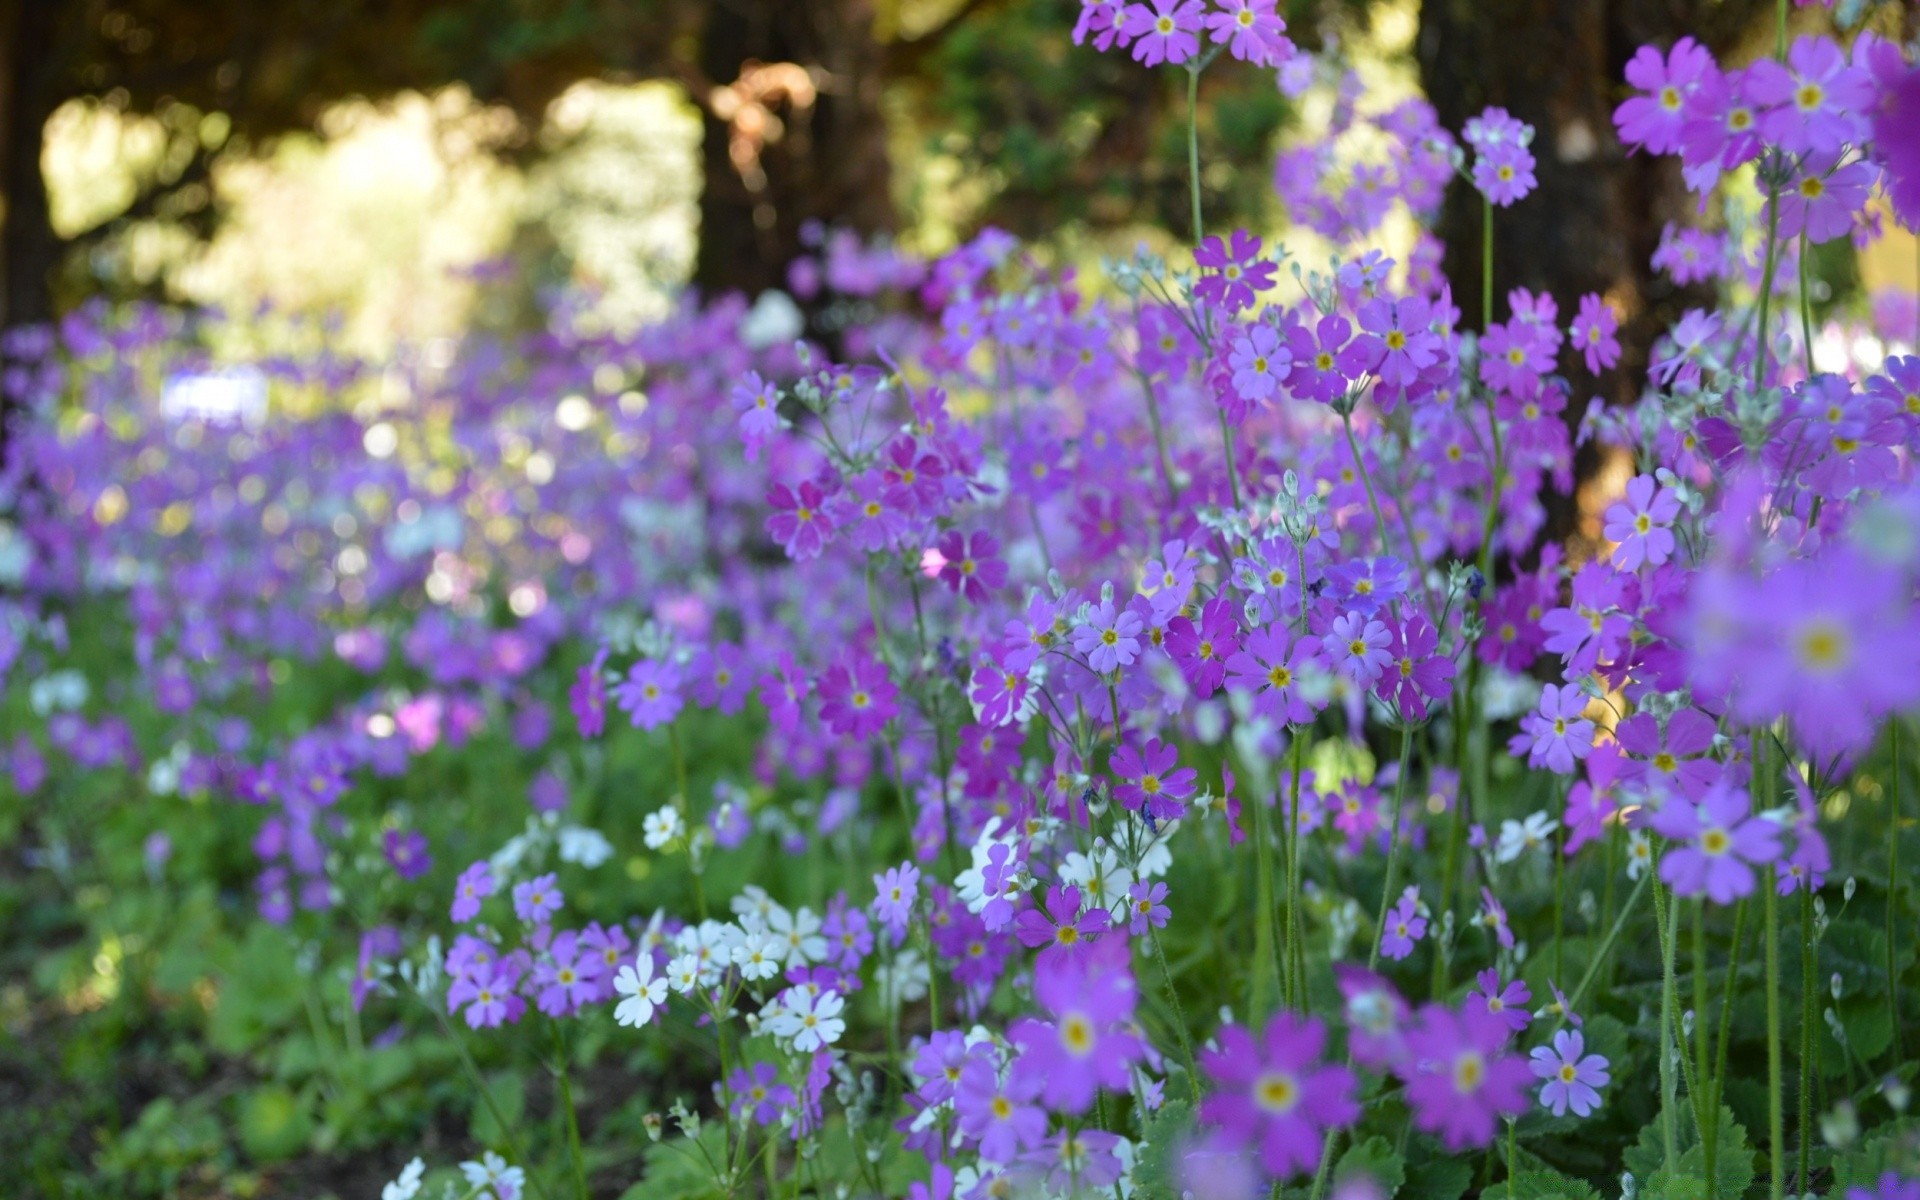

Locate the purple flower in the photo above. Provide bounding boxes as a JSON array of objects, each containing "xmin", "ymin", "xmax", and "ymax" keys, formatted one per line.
[
  {"xmin": 1205, "ymin": 0, "xmax": 1290, "ymax": 65},
  {"xmin": 1226, "ymin": 626, "xmax": 1326, "ymax": 726},
  {"xmin": 1848, "ymin": 1174, "xmax": 1920, "ymax": 1200},
  {"xmin": 512, "ymin": 872, "xmax": 564, "ymax": 925},
  {"xmin": 1072, "ymin": 599, "xmax": 1144, "ymax": 674},
  {"xmin": 1530, "ymin": 1029, "xmax": 1610, "ymax": 1117},
  {"xmin": 1614, "ymin": 37, "xmax": 1715, "ymax": 155},
  {"xmin": 1373, "ymin": 615, "xmax": 1454, "ymax": 723},
  {"xmin": 1326, "ymin": 611, "xmax": 1392, "ymax": 689},
  {"xmin": 936, "ymin": 529, "xmax": 1009, "ymax": 605},
  {"xmin": 725, "ymin": 1062, "xmax": 795, "ymax": 1127},
  {"xmin": 1200, "ymin": 1013, "xmax": 1359, "ymax": 1181},
  {"xmin": 1008, "ymin": 941, "xmax": 1143, "ymax": 1114},
  {"xmin": 1569, "ymin": 293, "xmax": 1621, "ymax": 373},
  {"xmin": 1109, "ymin": 736, "xmax": 1196, "ymax": 821},
  {"xmin": 817, "ymin": 653, "xmax": 898, "ymax": 739},
  {"xmin": 1122, "ymin": 0, "xmax": 1205, "ymax": 66},
  {"xmin": 956, "ymin": 1053, "xmax": 1047, "ymax": 1161},
  {"xmin": 1516, "ymin": 684, "xmax": 1595, "ymax": 775},
  {"xmin": 1473, "ymin": 142, "xmax": 1537, "ymax": 207},
  {"xmin": 1398, "ymin": 1004, "xmax": 1533, "ymax": 1150},
  {"xmin": 614, "ymin": 658, "xmax": 684, "ymax": 731},
  {"xmin": 1165, "ymin": 595, "xmax": 1240, "ymax": 699},
  {"xmin": 1649, "ymin": 782, "xmax": 1782, "ymax": 905},
  {"xmin": 872, "ymin": 861, "xmax": 921, "ymax": 943},
  {"xmin": 1378, "ymin": 885, "xmax": 1426, "ymax": 962},
  {"xmin": 1013, "ymin": 884, "xmax": 1111, "ymax": 963},
  {"xmin": 1227, "ymin": 323, "xmax": 1291, "ymax": 407},
  {"xmin": 451, "ymin": 861, "xmax": 496, "ymax": 923},
  {"xmin": 1323, "ymin": 557, "xmax": 1406, "ymax": 618},
  {"xmin": 766, "ymin": 479, "xmax": 834, "ymax": 560},
  {"xmin": 383, "ymin": 829, "xmax": 431, "ymax": 881},
  {"xmin": 1353, "ymin": 295, "xmax": 1440, "ymax": 391},
  {"xmin": 1603, "ymin": 474, "xmax": 1681, "ymax": 572},
  {"xmin": 1125, "ymin": 880, "xmax": 1171, "ymax": 935},
  {"xmin": 1746, "ymin": 35, "xmax": 1874, "ymax": 158},
  {"xmin": 1468, "ymin": 968, "xmax": 1533, "ymax": 1036}
]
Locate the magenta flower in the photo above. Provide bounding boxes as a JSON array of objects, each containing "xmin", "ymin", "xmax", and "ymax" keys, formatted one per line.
[
  {"xmin": 1563, "ymin": 741, "xmax": 1624, "ymax": 856},
  {"xmin": 1193, "ymin": 229, "xmax": 1275, "ymax": 313},
  {"xmin": 970, "ymin": 654, "xmax": 1034, "ymax": 727},
  {"xmin": 1468, "ymin": 968, "xmax": 1533, "ymax": 1036},
  {"xmin": 1398, "ymin": 1004, "xmax": 1533, "ymax": 1150},
  {"xmin": 1569, "ymin": 293, "xmax": 1621, "ymax": 373},
  {"xmin": 817, "ymin": 653, "xmax": 898, "ymax": 739},
  {"xmin": 1323, "ymin": 556, "xmax": 1407, "ymax": 618},
  {"xmin": 1013, "ymin": 884, "xmax": 1111, "ymax": 963},
  {"xmin": 1165, "ymin": 595, "xmax": 1240, "ymax": 698},
  {"xmin": 766, "ymin": 479, "xmax": 834, "ymax": 560},
  {"xmin": 1225, "ymin": 626, "xmax": 1325, "ymax": 726},
  {"xmin": 1378, "ymin": 885, "xmax": 1426, "ymax": 961},
  {"xmin": 383, "ymin": 829, "xmax": 431, "ymax": 881},
  {"xmin": 1650, "ymin": 783, "xmax": 1782, "ymax": 905},
  {"xmin": 1747, "ymin": 35, "xmax": 1873, "ymax": 157},
  {"xmin": 1530, "ymin": 1029, "xmax": 1611, "ymax": 1117},
  {"xmin": 1603, "ymin": 474, "xmax": 1681, "ymax": 571},
  {"xmin": 1009, "ymin": 942, "xmax": 1143, "ymax": 1114},
  {"xmin": 1200, "ymin": 1013, "xmax": 1359, "ymax": 1181},
  {"xmin": 1123, "ymin": 0, "xmax": 1205, "ymax": 66},
  {"xmin": 1877, "ymin": 68, "xmax": 1920, "ymax": 229},
  {"xmin": 451, "ymin": 860, "xmax": 495, "ymax": 923},
  {"xmin": 449, "ymin": 960, "xmax": 526, "ymax": 1029},
  {"xmin": 1072, "ymin": 598, "xmax": 1145, "ymax": 674},
  {"xmin": 935, "ymin": 529, "xmax": 1009, "ymax": 604},
  {"xmin": 1285, "ymin": 313, "xmax": 1360, "ymax": 404},
  {"xmin": 1109, "ymin": 735, "xmax": 1196, "ymax": 820},
  {"xmin": 1204, "ymin": 0, "xmax": 1289, "ymax": 65},
  {"xmin": 1614, "ymin": 37, "xmax": 1715, "ymax": 155},
  {"xmin": 1372, "ymin": 615, "xmax": 1454, "ymax": 723},
  {"xmin": 1473, "ymin": 142, "xmax": 1537, "ymax": 207}
]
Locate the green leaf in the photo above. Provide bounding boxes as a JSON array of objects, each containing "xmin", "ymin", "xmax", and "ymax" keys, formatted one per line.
[
  {"xmin": 1132, "ymin": 1099, "xmax": 1197, "ymax": 1199},
  {"xmin": 1335, "ymin": 1134, "xmax": 1406, "ymax": 1197},
  {"xmin": 237, "ymin": 1084, "xmax": 313, "ymax": 1163},
  {"xmin": 616, "ymin": 1125, "xmax": 729, "ymax": 1200},
  {"xmin": 469, "ymin": 1071, "xmax": 526, "ymax": 1148},
  {"xmin": 1827, "ymin": 1117, "xmax": 1920, "ymax": 1193},
  {"xmin": 1627, "ymin": 1105, "xmax": 1755, "ymax": 1200},
  {"xmin": 1403, "ymin": 1135, "xmax": 1473, "ymax": 1200}
]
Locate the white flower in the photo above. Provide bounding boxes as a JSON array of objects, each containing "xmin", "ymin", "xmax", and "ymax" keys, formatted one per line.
[
  {"xmin": 558, "ymin": 826, "xmax": 614, "ymax": 868},
  {"xmin": 381, "ymin": 1156, "xmax": 425, "ymax": 1200},
  {"xmin": 1495, "ymin": 812, "xmax": 1558, "ymax": 864},
  {"xmin": 643, "ymin": 805, "xmax": 685, "ymax": 850},
  {"xmin": 766, "ymin": 988, "xmax": 846, "ymax": 1052},
  {"xmin": 732, "ymin": 931, "xmax": 784, "ymax": 981},
  {"xmin": 1626, "ymin": 829, "xmax": 1653, "ymax": 880},
  {"xmin": 458, "ymin": 1151, "xmax": 525, "ymax": 1199},
  {"xmin": 768, "ymin": 905, "xmax": 827, "ymax": 964},
  {"xmin": 1059, "ymin": 846, "xmax": 1134, "ymax": 909},
  {"xmin": 666, "ymin": 952, "xmax": 703, "ymax": 994},
  {"xmin": 730, "ymin": 883, "xmax": 778, "ymax": 923},
  {"xmin": 875, "ymin": 948, "xmax": 929, "ymax": 1012},
  {"xmin": 614, "ymin": 953, "xmax": 669, "ymax": 1027}
]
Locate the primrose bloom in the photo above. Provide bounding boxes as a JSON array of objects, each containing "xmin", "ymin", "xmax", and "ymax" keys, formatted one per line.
[
  {"xmin": 1603, "ymin": 474, "xmax": 1681, "ymax": 572},
  {"xmin": 1200, "ymin": 1012, "xmax": 1359, "ymax": 1181},
  {"xmin": 1009, "ymin": 941, "xmax": 1143, "ymax": 1114},
  {"xmin": 1517, "ymin": 684, "xmax": 1595, "ymax": 775},
  {"xmin": 1649, "ymin": 781, "xmax": 1782, "ymax": 905},
  {"xmin": 1530, "ymin": 1029, "xmax": 1611, "ymax": 1117},
  {"xmin": 1398, "ymin": 1004, "xmax": 1533, "ymax": 1149},
  {"xmin": 1073, "ymin": 598, "xmax": 1145, "ymax": 674}
]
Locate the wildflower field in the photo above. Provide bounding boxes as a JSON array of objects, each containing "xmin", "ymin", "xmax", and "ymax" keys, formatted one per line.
[{"xmin": 3, "ymin": 2, "xmax": 1920, "ymax": 1199}]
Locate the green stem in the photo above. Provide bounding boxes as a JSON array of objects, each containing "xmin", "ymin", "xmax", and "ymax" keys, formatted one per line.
[
  {"xmin": 1694, "ymin": 901, "xmax": 1715, "ymax": 1188},
  {"xmin": 429, "ymin": 1000, "xmax": 557, "ymax": 1200},
  {"xmin": 1250, "ymin": 749, "xmax": 1282, "ymax": 1021},
  {"xmin": 667, "ymin": 721, "xmax": 707, "ymax": 921},
  {"xmin": 1367, "ymin": 727, "xmax": 1416, "ymax": 973},
  {"xmin": 1552, "ymin": 813, "xmax": 1566, "ymax": 986},
  {"xmin": 1151, "ymin": 923, "xmax": 1201, "ymax": 1100},
  {"xmin": 1481, "ymin": 196, "xmax": 1494, "ymax": 331},
  {"xmin": 553, "ymin": 1024, "xmax": 590, "ymax": 1200},
  {"xmin": 1710, "ymin": 896, "xmax": 1748, "ymax": 1186},
  {"xmin": 1287, "ymin": 733, "xmax": 1309, "ymax": 1010},
  {"xmin": 1890, "ymin": 720, "xmax": 1905, "ymax": 1062},
  {"xmin": 1798, "ymin": 230, "xmax": 1815, "ymax": 380},
  {"xmin": 1185, "ymin": 66, "xmax": 1204, "ymax": 245},
  {"xmin": 1558, "ymin": 871, "xmax": 1648, "ymax": 1023},
  {"xmin": 1766, "ymin": 879, "xmax": 1786, "ymax": 1200},
  {"xmin": 1656, "ymin": 878, "xmax": 1681, "ymax": 1174},
  {"xmin": 1797, "ymin": 882, "xmax": 1814, "ymax": 1195}
]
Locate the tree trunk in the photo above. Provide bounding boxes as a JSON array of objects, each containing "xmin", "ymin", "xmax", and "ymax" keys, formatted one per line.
[
  {"xmin": 1416, "ymin": 0, "xmax": 1763, "ymax": 550},
  {"xmin": 692, "ymin": 0, "xmax": 897, "ymax": 299},
  {"xmin": 1, "ymin": 0, "xmax": 63, "ymax": 474}
]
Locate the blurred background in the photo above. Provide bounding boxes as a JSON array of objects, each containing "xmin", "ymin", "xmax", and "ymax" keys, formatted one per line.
[{"xmin": 4, "ymin": 0, "xmax": 1912, "ymax": 375}]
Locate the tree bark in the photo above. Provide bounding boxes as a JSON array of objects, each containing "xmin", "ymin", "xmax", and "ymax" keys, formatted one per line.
[
  {"xmin": 692, "ymin": 0, "xmax": 897, "ymax": 299},
  {"xmin": 1416, "ymin": 0, "xmax": 1764, "ymax": 550},
  {"xmin": 1, "ymin": 0, "xmax": 63, "ymax": 474}
]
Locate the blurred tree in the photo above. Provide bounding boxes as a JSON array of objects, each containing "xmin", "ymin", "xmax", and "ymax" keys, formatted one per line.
[{"xmin": 1416, "ymin": 0, "xmax": 1768, "ymax": 547}]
